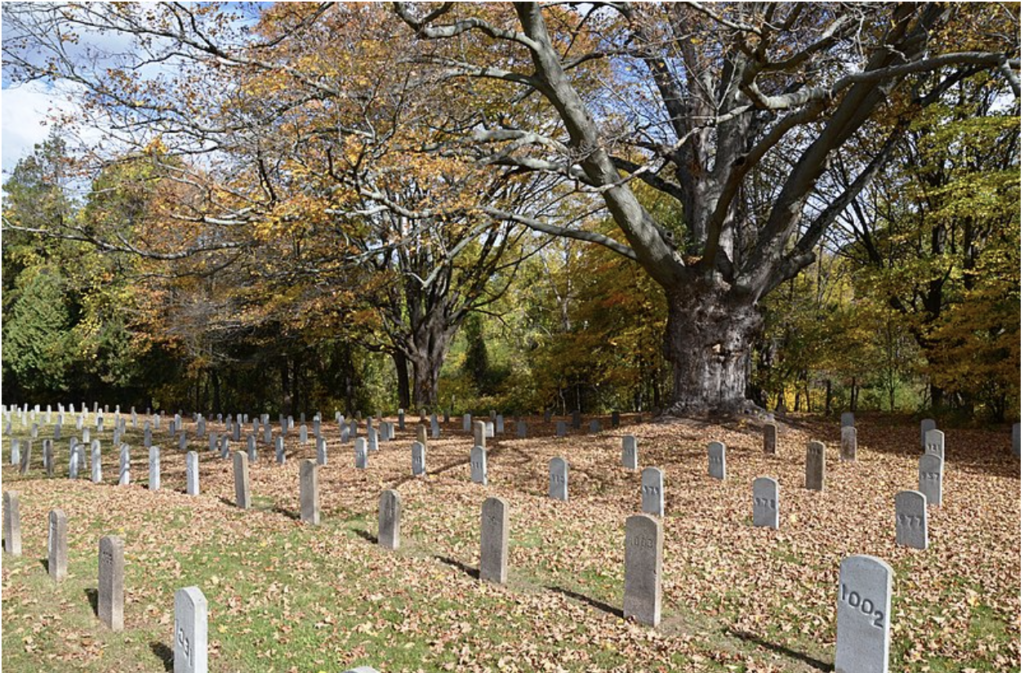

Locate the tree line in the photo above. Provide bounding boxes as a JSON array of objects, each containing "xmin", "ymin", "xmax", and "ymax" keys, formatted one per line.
[{"xmin": 1, "ymin": 3, "xmax": 1019, "ymax": 420}]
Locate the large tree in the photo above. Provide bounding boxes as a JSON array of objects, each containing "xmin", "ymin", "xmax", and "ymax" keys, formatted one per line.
[
  {"xmin": 389, "ymin": 2, "xmax": 1019, "ymax": 413},
  {"xmin": 3, "ymin": 2, "xmax": 1019, "ymax": 414},
  {"xmin": 2, "ymin": 2, "xmax": 571, "ymax": 409}
]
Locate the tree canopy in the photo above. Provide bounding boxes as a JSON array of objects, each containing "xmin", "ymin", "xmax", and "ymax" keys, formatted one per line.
[{"xmin": 1, "ymin": 2, "xmax": 1019, "ymax": 420}]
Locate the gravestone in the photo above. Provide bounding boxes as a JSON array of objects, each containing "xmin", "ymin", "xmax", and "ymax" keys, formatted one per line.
[
  {"xmin": 622, "ymin": 435, "xmax": 638, "ymax": 470},
  {"xmin": 299, "ymin": 460, "xmax": 320, "ymax": 525},
  {"xmin": 208, "ymin": 435, "xmax": 216, "ymax": 453},
  {"xmin": 316, "ymin": 437, "xmax": 327, "ymax": 466},
  {"xmin": 623, "ymin": 513, "xmax": 662, "ymax": 627},
  {"xmin": 480, "ymin": 496, "xmax": 509, "ymax": 584},
  {"xmin": 516, "ymin": 420, "xmax": 527, "ymax": 439},
  {"xmin": 31, "ymin": 422, "xmax": 38, "ymax": 438},
  {"xmin": 544, "ymin": 409, "xmax": 552, "ymax": 423},
  {"xmin": 763, "ymin": 422, "xmax": 777, "ymax": 454},
  {"xmin": 119, "ymin": 445, "xmax": 130, "ymax": 485},
  {"xmin": 398, "ymin": 409, "xmax": 405, "ymax": 430},
  {"xmin": 641, "ymin": 467, "xmax": 664, "ymax": 517},
  {"xmin": 918, "ymin": 453, "xmax": 943, "ymax": 506},
  {"xmin": 473, "ymin": 421, "xmax": 486, "ymax": 449},
  {"xmin": 920, "ymin": 419, "xmax": 937, "ymax": 447},
  {"xmin": 355, "ymin": 438, "xmax": 368, "ymax": 469},
  {"xmin": 4, "ymin": 492, "xmax": 21, "ymax": 556},
  {"xmin": 571, "ymin": 410, "xmax": 581, "ymax": 430},
  {"xmin": 841, "ymin": 426, "xmax": 857, "ymax": 462},
  {"xmin": 98, "ymin": 536, "xmax": 125, "ymax": 631},
  {"xmin": 247, "ymin": 436, "xmax": 257, "ymax": 462},
  {"xmin": 219, "ymin": 437, "xmax": 230, "ymax": 460},
  {"xmin": 430, "ymin": 416, "xmax": 440, "ymax": 439},
  {"xmin": 174, "ymin": 586, "xmax": 208, "ymax": 673},
  {"xmin": 149, "ymin": 446, "xmax": 161, "ymax": 491},
  {"xmin": 48, "ymin": 509, "xmax": 68, "ymax": 581},
  {"xmin": 841, "ymin": 412, "xmax": 855, "ymax": 428},
  {"xmin": 484, "ymin": 421, "xmax": 494, "ymax": 439},
  {"xmin": 416, "ymin": 424, "xmax": 428, "ymax": 447},
  {"xmin": 10, "ymin": 438, "xmax": 19, "ymax": 467},
  {"xmin": 92, "ymin": 442, "xmax": 103, "ymax": 483},
  {"xmin": 411, "ymin": 442, "xmax": 426, "ymax": 476},
  {"xmin": 496, "ymin": 414, "xmax": 504, "ymax": 434},
  {"xmin": 549, "ymin": 457, "xmax": 569, "ymax": 501},
  {"xmin": 367, "ymin": 427, "xmax": 379, "ymax": 453},
  {"xmin": 43, "ymin": 439, "xmax": 54, "ymax": 477},
  {"xmin": 341, "ymin": 422, "xmax": 351, "ymax": 444},
  {"xmin": 805, "ymin": 441, "xmax": 826, "ymax": 491},
  {"xmin": 707, "ymin": 442, "xmax": 726, "ymax": 480},
  {"xmin": 83, "ymin": 428, "xmax": 91, "ymax": 444},
  {"xmin": 895, "ymin": 490, "xmax": 927, "ymax": 550},
  {"xmin": 178, "ymin": 433, "xmax": 187, "ymax": 451},
  {"xmin": 263, "ymin": 425, "xmax": 272, "ymax": 445},
  {"xmin": 232, "ymin": 423, "xmax": 241, "ymax": 442},
  {"xmin": 556, "ymin": 421, "xmax": 567, "ymax": 438},
  {"xmin": 470, "ymin": 446, "xmax": 487, "ymax": 485},
  {"xmin": 275, "ymin": 436, "xmax": 286, "ymax": 464},
  {"xmin": 835, "ymin": 554, "xmax": 892, "ymax": 673},
  {"xmin": 186, "ymin": 451, "xmax": 199, "ymax": 495},
  {"xmin": 18, "ymin": 440, "xmax": 31, "ymax": 475},
  {"xmin": 611, "ymin": 411, "xmax": 620, "ymax": 428},
  {"xmin": 233, "ymin": 452, "xmax": 251, "ymax": 509},
  {"xmin": 69, "ymin": 441, "xmax": 81, "ymax": 479},
  {"xmin": 54, "ymin": 423, "xmax": 62, "ymax": 441},
  {"xmin": 197, "ymin": 417, "xmax": 206, "ymax": 438},
  {"xmin": 145, "ymin": 426, "xmax": 153, "ymax": 448},
  {"xmin": 753, "ymin": 476, "xmax": 779, "ymax": 529},
  {"xmin": 463, "ymin": 414, "xmax": 472, "ymax": 432},
  {"xmin": 378, "ymin": 490, "xmax": 401, "ymax": 551},
  {"xmin": 923, "ymin": 429, "xmax": 945, "ymax": 461},
  {"xmin": 300, "ymin": 424, "xmax": 308, "ymax": 445},
  {"xmin": 589, "ymin": 419, "xmax": 600, "ymax": 434}
]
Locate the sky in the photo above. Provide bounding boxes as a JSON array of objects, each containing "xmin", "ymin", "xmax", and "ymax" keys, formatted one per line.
[{"xmin": 2, "ymin": 80, "xmax": 80, "ymax": 175}]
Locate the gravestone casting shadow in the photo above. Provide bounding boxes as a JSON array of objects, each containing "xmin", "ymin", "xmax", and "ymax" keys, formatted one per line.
[
  {"xmin": 546, "ymin": 585, "xmax": 623, "ymax": 618},
  {"xmin": 434, "ymin": 555, "xmax": 479, "ymax": 580},
  {"xmin": 84, "ymin": 588, "xmax": 98, "ymax": 617},
  {"xmin": 149, "ymin": 641, "xmax": 174, "ymax": 672},
  {"xmin": 352, "ymin": 528, "xmax": 377, "ymax": 544},
  {"xmin": 727, "ymin": 628, "xmax": 830, "ymax": 671},
  {"xmin": 270, "ymin": 505, "xmax": 300, "ymax": 521}
]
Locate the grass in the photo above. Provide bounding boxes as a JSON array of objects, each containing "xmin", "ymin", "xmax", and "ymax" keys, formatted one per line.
[{"xmin": 2, "ymin": 411, "xmax": 1020, "ymax": 672}]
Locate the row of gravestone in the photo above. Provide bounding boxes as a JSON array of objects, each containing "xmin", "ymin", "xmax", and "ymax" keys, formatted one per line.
[
  {"xmin": 6, "ymin": 412, "xmax": 997, "ymax": 672},
  {"xmin": 369, "ymin": 490, "xmax": 894, "ymax": 671},
  {"xmin": 9, "ymin": 418, "xmax": 950, "ymax": 539},
  {"xmin": 0, "ymin": 493, "xmax": 380, "ymax": 673}
]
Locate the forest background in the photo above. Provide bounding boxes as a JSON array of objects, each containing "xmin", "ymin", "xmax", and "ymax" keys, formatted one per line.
[{"xmin": 1, "ymin": 2, "xmax": 1019, "ymax": 422}]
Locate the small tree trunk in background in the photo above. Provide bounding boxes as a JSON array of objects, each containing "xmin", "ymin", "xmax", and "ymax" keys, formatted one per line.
[
  {"xmin": 212, "ymin": 369, "xmax": 221, "ymax": 415},
  {"xmin": 392, "ymin": 351, "xmax": 411, "ymax": 410},
  {"xmin": 825, "ymin": 379, "xmax": 832, "ymax": 415},
  {"xmin": 280, "ymin": 359, "xmax": 292, "ymax": 416}
]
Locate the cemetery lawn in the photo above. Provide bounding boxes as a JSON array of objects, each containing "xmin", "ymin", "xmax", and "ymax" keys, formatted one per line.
[{"xmin": 2, "ymin": 414, "xmax": 1020, "ymax": 672}]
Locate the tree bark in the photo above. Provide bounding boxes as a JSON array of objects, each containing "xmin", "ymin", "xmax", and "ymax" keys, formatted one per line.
[
  {"xmin": 663, "ymin": 284, "xmax": 763, "ymax": 414},
  {"xmin": 392, "ymin": 351, "xmax": 411, "ymax": 410}
]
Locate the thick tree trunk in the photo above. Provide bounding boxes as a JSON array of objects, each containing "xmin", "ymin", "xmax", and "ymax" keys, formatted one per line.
[
  {"xmin": 409, "ymin": 348, "xmax": 444, "ymax": 408},
  {"xmin": 663, "ymin": 285, "xmax": 762, "ymax": 414}
]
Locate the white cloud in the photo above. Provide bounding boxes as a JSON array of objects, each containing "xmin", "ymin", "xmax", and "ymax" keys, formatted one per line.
[{"xmin": 1, "ymin": 81, "xmax": 77, "ymax": 174}]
